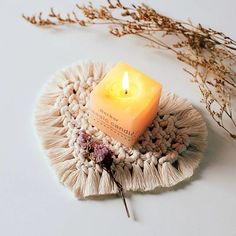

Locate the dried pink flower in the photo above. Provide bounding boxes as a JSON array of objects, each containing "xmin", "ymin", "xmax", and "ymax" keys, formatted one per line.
[{"xmin": 77, "ymin": 130, "xmax": 130, "ymax": 217}]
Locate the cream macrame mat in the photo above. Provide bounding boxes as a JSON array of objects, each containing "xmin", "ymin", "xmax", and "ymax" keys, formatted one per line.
[{"xmin": 35, "ymin": 61, "xmax": 208, "ymax": 199}]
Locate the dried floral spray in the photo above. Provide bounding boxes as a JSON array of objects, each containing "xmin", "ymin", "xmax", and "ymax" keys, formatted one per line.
[
  {"xmin": 77, "ymin": 130, "xmax": 130, "ymax": 218},
  {"xmin": 23, "ymin": 1, "xmax": 236, "ymax": 139}
]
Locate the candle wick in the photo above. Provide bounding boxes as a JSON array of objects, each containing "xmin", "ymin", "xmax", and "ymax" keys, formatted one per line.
[{"xmin": 125, "ymin": 90, "xmax": 128, "ymax": 95}]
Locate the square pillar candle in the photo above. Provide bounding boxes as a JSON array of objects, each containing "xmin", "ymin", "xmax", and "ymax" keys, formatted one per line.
[{"xmin": 88, "ymin": 62, "xmax": 162, "ymax": 147}]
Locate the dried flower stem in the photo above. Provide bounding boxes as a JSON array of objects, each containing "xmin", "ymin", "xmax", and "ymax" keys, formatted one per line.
[
  {"xmin": 23, "ymin": 1, "xmax": 236, "ymax": 139},
  {"xmin": 105, "ymin": 168, "xmax": 130, "ymax": 218}
]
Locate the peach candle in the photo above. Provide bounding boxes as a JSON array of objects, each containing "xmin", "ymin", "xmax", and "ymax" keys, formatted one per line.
[{"xmin": 89, "ymin": 62, "xmax": 162, "ymax": 147}]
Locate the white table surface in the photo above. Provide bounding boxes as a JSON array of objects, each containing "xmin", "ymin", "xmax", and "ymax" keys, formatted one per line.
[{"xmin": 1, "ymin": 0, "xmax": 236, "ymax": 235}]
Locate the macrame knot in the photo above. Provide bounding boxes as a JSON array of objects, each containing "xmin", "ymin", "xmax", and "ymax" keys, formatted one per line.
[{"xmin": 159, "ymin": 151, "xmax": 178, "ymax": 164}]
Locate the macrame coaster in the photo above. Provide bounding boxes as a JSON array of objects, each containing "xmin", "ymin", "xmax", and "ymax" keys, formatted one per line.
[{"xmin": 35, "ymin": 61, "xmax": 208, "ymax": 199}]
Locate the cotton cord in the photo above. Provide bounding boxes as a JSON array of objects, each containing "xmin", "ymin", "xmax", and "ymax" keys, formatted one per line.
[{"xmin": 35, "ymin": 61, "xmax": 208, "ymax": 198}]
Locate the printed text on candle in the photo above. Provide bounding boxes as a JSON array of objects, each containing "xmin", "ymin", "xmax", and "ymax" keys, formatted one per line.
[{"xmin": 90, "ymin": 108, "xmax": 135, "ymax": 142}]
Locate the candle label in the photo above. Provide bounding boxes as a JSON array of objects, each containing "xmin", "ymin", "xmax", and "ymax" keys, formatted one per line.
[{"xmin": 89, "ymin": 108, "xmax": 136, "ymax": 143}]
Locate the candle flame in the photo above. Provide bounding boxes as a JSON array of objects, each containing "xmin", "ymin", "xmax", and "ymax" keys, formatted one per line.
[{"xmin": 122, "ymin": 72, "xmax": 129, "ymax": 94}]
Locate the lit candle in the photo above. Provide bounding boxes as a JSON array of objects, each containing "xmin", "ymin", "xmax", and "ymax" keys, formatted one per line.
[{"xmin": 89, "ymin": 62, "xmax": 162, "ymax": 147}]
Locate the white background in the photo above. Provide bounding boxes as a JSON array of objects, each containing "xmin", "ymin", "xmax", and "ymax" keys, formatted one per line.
[{"xmin": 1, "ymin": 0, "xmax": 236, "ymax": 235}]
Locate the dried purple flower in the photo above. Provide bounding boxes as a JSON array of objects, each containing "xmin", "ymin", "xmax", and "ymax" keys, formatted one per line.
[
  {"xmin": 92, "ymin": 143, "xmax": 113, "ymax": 169},
  {"xmin": 77, "ymin": 130, "xmax": 94, "ymax": 151},
  {"xmin": 77, "ymin": 130, "xmax": 113, "ymax": 168},
  {"xmin": 77, "ymin": 130, "xmax": 130, "ymax": 218},
  {"xmin": 92, "ymin": 143, "xmax": 110, "ymax": 162}
]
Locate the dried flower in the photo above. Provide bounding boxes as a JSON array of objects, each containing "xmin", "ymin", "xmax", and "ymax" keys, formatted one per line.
[
  {"xmin": 77, "ymin": 130, "xmax": 130, "ymax": 218},
  {"xmin": 93, "ymin": 143, "xmax": 113, "ymax": 167},
  {"xmin": 77, "ymin": 130, "xmax": 94, "ymax": 150},
  {"xmin": 23, "ymin": 1, "xmax": 236, "ymax": 139}
]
